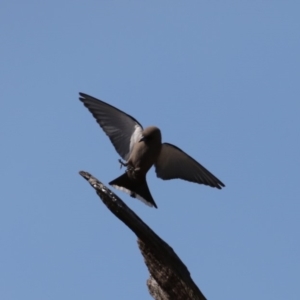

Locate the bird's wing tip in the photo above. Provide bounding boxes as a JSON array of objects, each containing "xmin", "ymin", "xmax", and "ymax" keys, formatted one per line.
[
  {"xmin": 78, "ymin": 92, "xmax": 86, "ymax": 102},
  {"xmin": 219, "ymin": 182, "xmax": 226, "ymax": 189}
]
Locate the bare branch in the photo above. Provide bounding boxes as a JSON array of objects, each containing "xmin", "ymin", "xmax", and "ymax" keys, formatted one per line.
[{"xmin": 79, "ymin": 171, "xmax": 207, "ymax": 300}]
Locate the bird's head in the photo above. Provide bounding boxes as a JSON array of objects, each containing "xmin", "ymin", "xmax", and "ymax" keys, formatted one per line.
[{"xmin": 139, "ymin": 126, "xmax": 162, "ymax": 144}]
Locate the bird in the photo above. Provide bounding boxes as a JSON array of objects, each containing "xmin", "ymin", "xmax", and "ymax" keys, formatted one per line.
[{"xmin": 79, "ymin": 93, "xmax": 225, "ymax": 208}]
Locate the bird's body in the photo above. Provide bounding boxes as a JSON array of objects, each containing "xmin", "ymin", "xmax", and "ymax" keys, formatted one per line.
[
  {"xmin": 110, "ymin": 126, "xmax": 162, "ymax": 207},
  {"xmin": 127, "ymin": 126, "xmax": 162, "ymax": 176},
  {"xmin": 79, "ymin": 93, "xmax": 225, "ymax": 208}
]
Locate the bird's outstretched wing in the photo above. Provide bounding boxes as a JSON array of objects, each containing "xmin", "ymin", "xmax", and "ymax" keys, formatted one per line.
[
  {"xmin": 155, "ymin": 143, "xmax": 225, "ymax": 189},
  {"xmin": 79, "ymin": 93, "xmax": 143, "ymax": 160}
]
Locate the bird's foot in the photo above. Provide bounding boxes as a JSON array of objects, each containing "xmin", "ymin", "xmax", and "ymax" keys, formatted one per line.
[
  {"xmin": 124, "ymin": 165, "xmax": 135, "ymax": 173},
  {"xmin": 126, "ymin": 166, "xmax": 140, "ymax": 177},
  {"xmin": 118, "ymin": 159, "xmax": 128, "ymax": 169}
]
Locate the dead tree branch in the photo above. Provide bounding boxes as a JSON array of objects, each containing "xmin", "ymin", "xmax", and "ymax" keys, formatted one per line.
[{"xmin": 79, "ymin": 171, "xmax": 207, "ymax": 300}]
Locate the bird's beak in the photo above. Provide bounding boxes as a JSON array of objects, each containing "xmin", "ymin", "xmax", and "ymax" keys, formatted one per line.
[{"xmin": 139, "ymin": 136, "xmax": 146, "ymax": 142}]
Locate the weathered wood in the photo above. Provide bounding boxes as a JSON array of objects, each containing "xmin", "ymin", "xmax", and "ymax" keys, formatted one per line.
[{"xmin": 79, "ymin": 171, "xmax": 207, "ymax": 300}]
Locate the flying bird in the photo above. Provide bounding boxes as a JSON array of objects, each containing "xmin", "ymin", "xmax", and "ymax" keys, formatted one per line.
[{"xmin": 79, "ymin": 93, "xmax": 225, "ymax": 208}]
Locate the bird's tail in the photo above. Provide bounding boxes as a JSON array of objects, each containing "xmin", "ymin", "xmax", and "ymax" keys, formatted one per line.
[{"xmin": 109, "ymin": 173, "xmax": 157, "ymax": 208}]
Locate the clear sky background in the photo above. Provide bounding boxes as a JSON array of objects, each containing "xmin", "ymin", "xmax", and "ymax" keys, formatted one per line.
[{"xmin": 1, "ymin": 1, "xmax": 299, "ymax": 299}]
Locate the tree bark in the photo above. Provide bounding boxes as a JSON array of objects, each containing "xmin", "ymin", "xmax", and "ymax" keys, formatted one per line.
[{"xmin": 79, "ymin": 171, "xmax": 207, "ymax": 300}]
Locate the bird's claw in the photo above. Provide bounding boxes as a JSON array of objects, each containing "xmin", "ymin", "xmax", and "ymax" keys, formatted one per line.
[
  {"xmin": 127, "ymin": 166, "xmax": 134, "ymax": 172},
  {"xmin": 118, "ymin": 159, "xmax": 128, "ymax": 169},
  {"xmin": 118, "ymin": 159, "xmax": 135, "ymax": 173}
]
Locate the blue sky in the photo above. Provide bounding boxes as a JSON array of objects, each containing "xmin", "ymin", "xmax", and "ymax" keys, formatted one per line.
[{"xmin": 1, "ymin": 1, "xmax": 299, "ymax": 299}]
